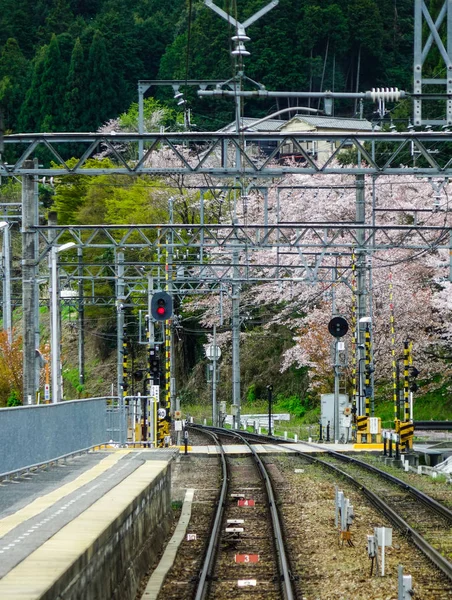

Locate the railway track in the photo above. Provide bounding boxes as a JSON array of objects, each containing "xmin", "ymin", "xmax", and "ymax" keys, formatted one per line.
[
  {"xmin": 193, "ymin": 425, "xmax": 452, "ymax": 587},
  {"xmin": 192, "ymin": 427, "xmax": 297, "ymax": 600},
  {"xmin": 313, "ymin": 452, "xmax": 452, "ymax": 574}
]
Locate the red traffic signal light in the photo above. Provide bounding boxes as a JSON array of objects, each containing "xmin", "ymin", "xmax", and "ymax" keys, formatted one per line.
[{"xmin": 151, "ymin": 291, "xmax": 173, "ymax": 321}]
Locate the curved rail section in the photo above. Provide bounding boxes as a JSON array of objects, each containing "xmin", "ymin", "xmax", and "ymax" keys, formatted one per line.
[
  {"xmin": 297, "ymin": 452, "xmax": 452, "ymax": 582},
  {"xmin": 190, "ymin": 424, "xmax": 296, "ymax": 600},
  {"xmin": 193, "ymin": 425, "xmax": 452, "ymax": 584},
  {"xmin": 324, "ymin": 449, "xmax": 452, "ymax": 522}
]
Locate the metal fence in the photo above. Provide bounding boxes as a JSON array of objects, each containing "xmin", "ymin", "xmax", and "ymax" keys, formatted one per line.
[{"xmin": 0, "ymin": 397, "xmax": 111, "ymax": 475}]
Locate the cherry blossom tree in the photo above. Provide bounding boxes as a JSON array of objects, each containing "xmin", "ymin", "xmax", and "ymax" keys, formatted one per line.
[{"xmin": 190, "ymin": 167, "xmax": 452, "ymax": 397}]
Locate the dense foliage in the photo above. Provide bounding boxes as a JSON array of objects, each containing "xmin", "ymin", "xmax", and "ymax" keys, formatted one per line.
[{"xmin": 1, "ymin": 0, "xmax": 417, "ymax": 134}]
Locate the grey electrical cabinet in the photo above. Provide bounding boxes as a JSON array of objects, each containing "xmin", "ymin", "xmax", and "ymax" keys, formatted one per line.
[{"xmin": 320, "ymin": 394, "xmax": 351, "ymax": 441}]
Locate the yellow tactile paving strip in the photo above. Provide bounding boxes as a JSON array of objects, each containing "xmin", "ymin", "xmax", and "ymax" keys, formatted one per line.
[
  {"xmin": 0, "ymin": 459, "xmax": 169, "ymax": 600},
  {"xmin": 0, "ymin": 450, "xmax": 130, "ymax": 540}
]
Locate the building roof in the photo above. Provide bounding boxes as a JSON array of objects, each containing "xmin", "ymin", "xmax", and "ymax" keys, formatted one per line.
[
  {"xmin": 218, "ymin": 118, "xmax": 286, "ymax": 133},
  {"xmin": 218, "ymin": 115, "xmax": 375, "ymax": 133},
  {"xmin": 284, "ymin": 115, "xmax": 375, "ymax": 131}
]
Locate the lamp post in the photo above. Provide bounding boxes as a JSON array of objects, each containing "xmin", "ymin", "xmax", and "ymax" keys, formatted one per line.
[
  {"xmin": 0, "ymin": 221, "xmax": 12, "ymax": 345},
  {"xmin": 267, "ymin": 385, "xmax": 273, "ymax": 436},
  {"xmin": 51, "ymin": 242, "xmax": 75, "ymax": 403}
]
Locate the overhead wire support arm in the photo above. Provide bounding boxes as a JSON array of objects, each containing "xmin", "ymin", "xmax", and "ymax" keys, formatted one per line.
[
  {"xmin": 198, "ymin": 89, "xmax": 406, "ymax": 100},
  {"xmin": 204, "ymin": 0, "xmax": 279, "ymax": 30}
]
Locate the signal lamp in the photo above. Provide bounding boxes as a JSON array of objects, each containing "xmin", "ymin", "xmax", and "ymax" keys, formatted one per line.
[{"xmin": 151, "ymin": 291, "xmax": 173, "ymax": 321}]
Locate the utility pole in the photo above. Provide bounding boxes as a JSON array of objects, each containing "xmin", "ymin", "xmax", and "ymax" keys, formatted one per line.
[
  {"xmin": 146, "ymin": 274, "xmax": 160, "ymax": 447},
  {"xmin": 1, "ymin": 222, "xmax": 12, "ymax": 345},
  {"xmin": 22, "ymin": 160, "xmax": 37, "ymax": 405},
  {"xmin": 212, "ymin": 324, "xmax": 218, "ymax": 427},
  {"xmin": 78, "ymin": 246, "xmax": 85, "ymax": 387},
  {"xmin": 204, "ymin": 0, "xmax": 279, "ymax": 429},
  {"xmin": 33, "ymin": 159, "xmax": 40, "ymax": 396},
  {"xmin": 355, "ymin": 174, "xmax": 367, "ymax": 416},
  {"xmin": 168, "ymin": 198, "xmax": 176, "ymax": 417},
  {"xmin": 231, "ymin": 240, "xmax": 240, "ymax": 428},
  {"xmin": 116, "ymin": 249, "xmax": 126, "ymax": 445}
]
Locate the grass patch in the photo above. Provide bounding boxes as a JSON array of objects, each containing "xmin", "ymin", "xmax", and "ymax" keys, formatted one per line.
[{"xmin": 375, "ymin": 385, "xmax": 452, "ymax": 425}]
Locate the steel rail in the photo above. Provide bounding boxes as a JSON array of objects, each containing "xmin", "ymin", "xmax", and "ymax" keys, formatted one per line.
[
  {"xmin": 236, "ymin": 429, "xmax": 452, "ymax": 522},
  {"xmin": 321, "ymin": 450, "xmax": 452, "ymax": 523},
  {"xmin": 201, "ymin": 426, "xmax": 452, "ymax": 582},
  {"xmin": 294, "ymin": 452, "xmax": 452, "ymax": 582},
  {"xmin": 194, "ymin": 428, "xmax": 229, "ymax": 600},
  {"xmin": 190, "ymin": 424, "xmax": 295, "ymax": 600}
]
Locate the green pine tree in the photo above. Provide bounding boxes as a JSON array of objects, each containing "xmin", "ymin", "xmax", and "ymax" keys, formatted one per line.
[
  {"xmin": 65, "ymin": 38, "xmax": 88, "ymax": 131},
  {"xmin": 40, "ymin": 34, "xmax": 68, "ymax": 131},
  {"xmin": 0, "ymin": 38, "xmax": 29, "ymax": 131},
  {"xmin": 18, "ymin": 46, "xmax": 46, "ymax": 132},
  {"xmin": 86, "ymin": 31, "xmax": 116, "ymax": 129}
]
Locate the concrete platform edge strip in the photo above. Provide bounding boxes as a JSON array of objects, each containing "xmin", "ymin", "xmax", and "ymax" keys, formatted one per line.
[
  {"xmin": 141, "ymin": 487, "xmax": 195, "ymax": 599},
  {"xmin": 0, "ymin": 459, "xmax": 170, "ymax": 600}
]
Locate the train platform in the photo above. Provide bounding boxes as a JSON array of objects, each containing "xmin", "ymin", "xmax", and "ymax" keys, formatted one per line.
[
  {"xmin": 0, "ymin": 447, "xmax": 177, "ymax": 600},
  {"xmin": 186, "ymin": 441, "xmax": 376, "ymax": 455}
]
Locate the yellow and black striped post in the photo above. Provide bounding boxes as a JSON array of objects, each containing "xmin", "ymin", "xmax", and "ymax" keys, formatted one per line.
[
  {"xmin": 351, "ymin": 249, "xmax": 357, "ymax": 438},
  {"xmin": 165, "ymin": 321, "xmax": 171, "ymax": 438},
  {"xmin": 403, "ymin": 340, "xmax": 410, "ymax": 424},
  {"xmin": 122, "ymin": 330, "xmax": 129, "ymax": 404},
  {"xmin": 397, "ymin": 420, "xmax": 414, "ymax": 452},
  {"xmin": 364, "ymin": 324, "xmax": 371, "ymax": 419},
  {"xmin": 145, "ymin": 315, "xmax": 153, "ymax": 445},
  {"xmin": 389, "ymin": 272, "xmax": 398, "ymax": 425}
]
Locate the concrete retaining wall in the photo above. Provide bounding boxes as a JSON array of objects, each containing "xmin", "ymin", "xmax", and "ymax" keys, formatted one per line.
[
  {"xmin": 0, "ymin": 398, "xmax": 108, "ymax": 474},
  {"xmin": 43, "ymin": 462, "xmax": 173, "ymax": 600}
]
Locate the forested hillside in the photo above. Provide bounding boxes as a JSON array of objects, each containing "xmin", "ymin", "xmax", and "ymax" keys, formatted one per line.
[{"xmin": 0, "ymin": 0, "xmax": 416, "ymax": 134}]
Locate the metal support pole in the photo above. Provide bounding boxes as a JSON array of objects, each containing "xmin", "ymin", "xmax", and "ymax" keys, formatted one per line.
[
  {"xmin": 334, "ymin": 339, "xmax": 340, "ymax": 442},
  {"xmin": 356, "ymin": 175, "xmax": 366, "ymax": 415},
  {"xmin": 267, "ymin": 384, "xmax": 273, "ymax": 436},
  {"xmin": 167, "ymin": 198, "xmax": 175, "ymax": 417},
  {"xmin": 33, "ymin": 160, "xmax": 40, "ymax": 396},
  {"xmin": 116, "ymin": 249, "xmax": 126, "ymax": 445},
  {"xmin": 50, "ymin": 246, "xmax": 60, "ymax": 404},
  {"xmin": 138, "ymin": 82, "xmax": 144, "ymax": 161},
  {"xmin": 403, "ymin": 340, "xmax": 409, "ymax": 423},
  {"xmin": 364, "ymin": 324, "xmax": 371, "ymax": 419},
  {"xmin": 232, "ymin": 242, "xmax": 241, "ymax": 429},
  {"xmin": 176, "ymin": 395, "xmax": 181, "ymax": 446},
  {"xmin": 2, "ymin": 223, "xmax": 12, "ymax": 344},
  {"xmin": 22, "ymin": 160, "xmax": 37, "ymax": 405},
  {"xmin": 449, "ymin": 230, "xmax": 452, "ymax": 282},
  {"xmin": 212, "ymin": 324, "xmax": 218, "ymax": 427},
  {"xmin": 78, "ymin": 246, "xmax": 85, "ymax": 387}
]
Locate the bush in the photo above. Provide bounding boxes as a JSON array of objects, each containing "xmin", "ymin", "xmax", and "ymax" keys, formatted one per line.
[
  {"xmin": 274, "ymin": 394, "xmax": 307, "ymax": 417},
  {"xmin": 246, "ymin": 384, "xmax": 257, "ymax": 402},
  {"xmin": 7, "ymin": 389, "xmax": 21, "ymax": 407}
]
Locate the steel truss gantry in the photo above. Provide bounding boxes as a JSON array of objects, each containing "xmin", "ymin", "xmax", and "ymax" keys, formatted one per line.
[
  {"xmin": 35, "ymin": 223, "xmax": 452, "ymax": 258},
  {"xmin": 4, "ymin": 131, "xmax": 452, "ymax": 177}
]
